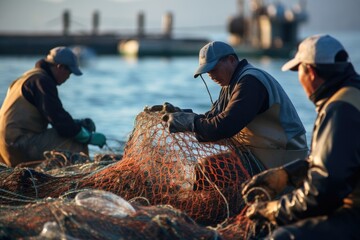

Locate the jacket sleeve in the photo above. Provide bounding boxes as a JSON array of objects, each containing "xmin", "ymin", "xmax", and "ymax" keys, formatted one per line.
[
  {"xmin": 274, "ymin": 101, "xmax": 360, "ymax": 225},
  {"xmin": 194, "ymin": 75, "xmax": 269, "ymax": 142},
  {"xmin": 283, "ymin": 158, "xmax": 310, "ymax": 188},
  {"xmin": 22, "ymin": 76, "xmax": 81, "ymax": 137}
]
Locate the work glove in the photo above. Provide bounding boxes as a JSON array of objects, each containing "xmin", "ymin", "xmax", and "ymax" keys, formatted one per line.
[
  {"xmin": 162, "ymin": 112, "xmax": 197, "ymax": 133},
  {"xmin": 242, "ymin": 167, "xmax": 288, "ymax": 202},
  {"xmin": 246, "ymin": 200, "xmax": 278, "ymax": 225},
  {"xmin": 75, "ymin": 127, "xmax": 107, "ymax": 148},
  {"xmin": 144, "ymin": 102, "xmax": 192, "ymax": 113},
  {"xmin": 89, "ymin": 133, "xmax": 107, "ymax": 148},
  {"xmin": 75, "ymin": 118, "xmax": 96, "ymax": 133}
]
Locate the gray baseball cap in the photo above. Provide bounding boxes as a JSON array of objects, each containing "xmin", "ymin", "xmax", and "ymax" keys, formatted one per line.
[
  {"xmin": 282, "ymin": 34, "xmax": 348, "ymax": 71},
  {"xmin": 46, "ymin": 46, "xmax": 83, "ymax": 76},
  {"xmin": 194, "ymin": 41, "xmax": 236, "ymax": 78}
]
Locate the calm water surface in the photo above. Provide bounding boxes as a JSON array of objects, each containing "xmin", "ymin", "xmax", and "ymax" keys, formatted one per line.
[{"xmin": 0, "ymin": 30, "xmax": 359, "ymax": 154}]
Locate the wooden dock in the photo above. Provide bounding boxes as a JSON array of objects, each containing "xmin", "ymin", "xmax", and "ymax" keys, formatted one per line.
[
  {"xmin": 0, "ymin": 33, "xmax": 125, "ymax": 55},
  {"xmin": 0, "ymin": 11, "xmax": 210, "ymax": 57},
  {"xmin": 0, "ymin": 1, "xmax": 307, "ymax": 58}
]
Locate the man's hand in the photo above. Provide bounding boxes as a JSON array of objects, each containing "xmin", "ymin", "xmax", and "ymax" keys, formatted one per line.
[
  {"xmin": 246, "ymin": 200, "xmax": 278, "ymax": 225},
  {"xmin": 75, "ymin": 118, "xmax": 96, "ymax": 132},
  {"xmin": 242, "ymin": 167, "xmax": 289, "ymax": 201},
  {"xmin": 162, "ymin": 112, "xmax": 197, "ymax": 133}
]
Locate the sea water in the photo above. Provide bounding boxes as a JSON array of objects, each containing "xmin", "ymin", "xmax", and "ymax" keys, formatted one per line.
[{"xmin": 0, "ymin": 30, "xmax": 359, "ymax": 155}]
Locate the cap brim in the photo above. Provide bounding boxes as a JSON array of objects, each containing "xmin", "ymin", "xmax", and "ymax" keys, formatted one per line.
[
  {"xmin": 69, "ymin": 66, "xmax": 83, "ymax": 76},
  {"xmin": 193, "ymin": 60, "xmax": 218, "ymax": 78},
  {"xmin": 281, "ymin": 58, "xmax": 301, "ymax": 72}
]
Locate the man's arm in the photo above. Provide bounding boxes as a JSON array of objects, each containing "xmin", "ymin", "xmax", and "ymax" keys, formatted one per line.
[
  {"xmin": 194, "ymin": 75, "xmax": 269, "ymax": 142},
  {"xmin": 272, "ymin": 102, "xmax": 360, "ymax": 225},
  {"xmin": 22, "ymin": 76, "xmax": 80, "ymax": 137}
]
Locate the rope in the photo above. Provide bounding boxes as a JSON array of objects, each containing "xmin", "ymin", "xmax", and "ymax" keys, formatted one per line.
[
  {"xmin": 243, "ymin": 187, "xmax": 272, "ymax": 206},
  {"xmin": 200, "ymin": 75, "xmax": 214, "ymax": 105},
  {"xmin": 129, "ymin": 196, "xmax": 151, "ymax": 206},
  {"xmin": 242, "ymin": 186, "xmax": 276, "ymax": 238},
  {"xmin": 195, "ymin": 164, "xmax": 230, "ymax": 228},
  {"xmin": 24, "ymin": 168, "xmax": 39, "ymax": 199}
]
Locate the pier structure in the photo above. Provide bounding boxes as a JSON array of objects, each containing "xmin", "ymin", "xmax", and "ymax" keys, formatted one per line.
[
  {"xmin": 0, "ymin": 10, "xmax": 209, "ymax": 56},
  {"xmin": 0, "ymin": 0, "xmax": 308, "ymax": 58}
]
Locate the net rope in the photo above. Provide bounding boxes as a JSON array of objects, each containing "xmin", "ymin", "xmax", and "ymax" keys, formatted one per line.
[{"xmin": 0, "ymin": 110, "xmax": 268, "ymax": 239}]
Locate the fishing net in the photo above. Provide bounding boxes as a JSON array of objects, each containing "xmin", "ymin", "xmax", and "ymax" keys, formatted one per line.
[
  {"xmin": 0, "ymin": 110, "xmax": 266, "ymax": 239},
  {"xmin": 0, "ymin": 189, "xmax": 221, "ymax": 240}
]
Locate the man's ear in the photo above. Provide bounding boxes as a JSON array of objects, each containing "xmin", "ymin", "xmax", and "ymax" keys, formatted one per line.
[
  {"xmin": 307, "ymin": 65, "xmax": 317, "ymax": 82},
  {"xmin": 308, "ymin": 65, "xmax": 326, "ymax": 88}
]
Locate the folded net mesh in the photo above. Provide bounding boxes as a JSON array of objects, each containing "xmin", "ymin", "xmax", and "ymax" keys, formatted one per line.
[{"xmin": 0, "ymin": 111, "xmax": 265, "ymax": 239}]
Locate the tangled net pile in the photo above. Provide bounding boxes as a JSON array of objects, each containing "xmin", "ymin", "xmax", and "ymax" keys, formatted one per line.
[{"xmin": 0, "ymin": 111, "xmax": 266, "ymax": 239}]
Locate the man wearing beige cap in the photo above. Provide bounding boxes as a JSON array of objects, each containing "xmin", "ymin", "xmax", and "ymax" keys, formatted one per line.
[
  {"xmin": 243, "ymin": 34, "xmax": 360, "ymax": 239},
  {"xmin": 0, "ymin": 46, "xmax": 106, "ymax": 167}
]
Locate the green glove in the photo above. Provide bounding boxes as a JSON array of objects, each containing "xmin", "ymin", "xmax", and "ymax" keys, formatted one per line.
[
  {"xmin": 162, "ymin": 112, "xmax": 197, "ymax": 133},
  {"xmin": 74, "ymin": 127, "xmax": 106, "ymax": 148},
  {"xmin": 89, "ymin": 133, "xmax": 107, "ymax": 148},
  {"xmin": 75, "ymin": 127, "xmax": 92, "ymax": 143},
  {"xmin": 75, "ymin": 118, "xmax": 96, "ymax": 132}
]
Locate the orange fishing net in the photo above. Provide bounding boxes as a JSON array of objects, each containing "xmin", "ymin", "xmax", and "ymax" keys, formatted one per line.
[{"xmin": 0, "ymin": 110, "xmax": 265, "ymax": 239}]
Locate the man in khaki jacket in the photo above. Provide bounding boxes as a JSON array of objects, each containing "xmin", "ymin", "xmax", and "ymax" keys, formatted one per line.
[{"xmin": 0, "ymin": 46, "xmax": 106, "ymax": 167}]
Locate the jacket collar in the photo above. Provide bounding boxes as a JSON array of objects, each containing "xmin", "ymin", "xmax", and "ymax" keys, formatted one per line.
[
  {"xmin": 312, "ymin": 64, "xmax": 360, "ymax": 112},
  {"xmin": 229, "ymin": 59, "xmax": 249, "ymax": 86},
  {"xmin": 35, "ymin": 59, "xmax": 58, "ymax": 85}
]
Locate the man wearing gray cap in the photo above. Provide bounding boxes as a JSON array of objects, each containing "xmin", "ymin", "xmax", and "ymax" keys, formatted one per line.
[
  {"xmin": 0, "ymin": 46, "xmax": 106, "ymax": 167},
  {"xmin": 162, "ymin": 41, "xmax": 308, "ymax": 171},
  {"xmin": 242, "ymin": 34, "xmax": 360, "ymax": 239}
]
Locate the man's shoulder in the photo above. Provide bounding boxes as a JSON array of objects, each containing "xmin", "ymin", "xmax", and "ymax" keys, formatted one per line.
[
  {"xmin": 26, "ymin": 68, "xmax": 51, "ymax": 80},
  {"xmin": 23, "ymin": 68, "xmax": 55, "ymax": 90},
  {"xmin": 332, "ymin": 86, "xmax": 360, "ymax": 111}
]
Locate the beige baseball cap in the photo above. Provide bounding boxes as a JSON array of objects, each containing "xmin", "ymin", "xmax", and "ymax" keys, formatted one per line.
[{"xmin": 282, "ymin": 34, "xmax": 348, "ymax": 71}]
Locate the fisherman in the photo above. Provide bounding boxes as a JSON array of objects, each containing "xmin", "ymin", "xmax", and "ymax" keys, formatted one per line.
[
  {"xmin": 242, "ymin": 34, "xmax": 360, "ymax": 239},
  {"xmin": 152, "ymin": 41, "xmax": 308, "ymax": 171},
  {"xmin": 0, "ymin": 46, "xmax": 106, "ymax": 167}
]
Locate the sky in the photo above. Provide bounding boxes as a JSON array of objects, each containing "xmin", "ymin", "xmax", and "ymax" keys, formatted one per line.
[{"xmin": 0, "ymin": 0, "xmax": 359, "ymax": 39}]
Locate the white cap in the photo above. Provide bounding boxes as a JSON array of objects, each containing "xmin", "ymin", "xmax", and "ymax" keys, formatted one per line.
[{"xmin": 282, "ymin": 34, "xmax": 347, "ymax": 71}]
